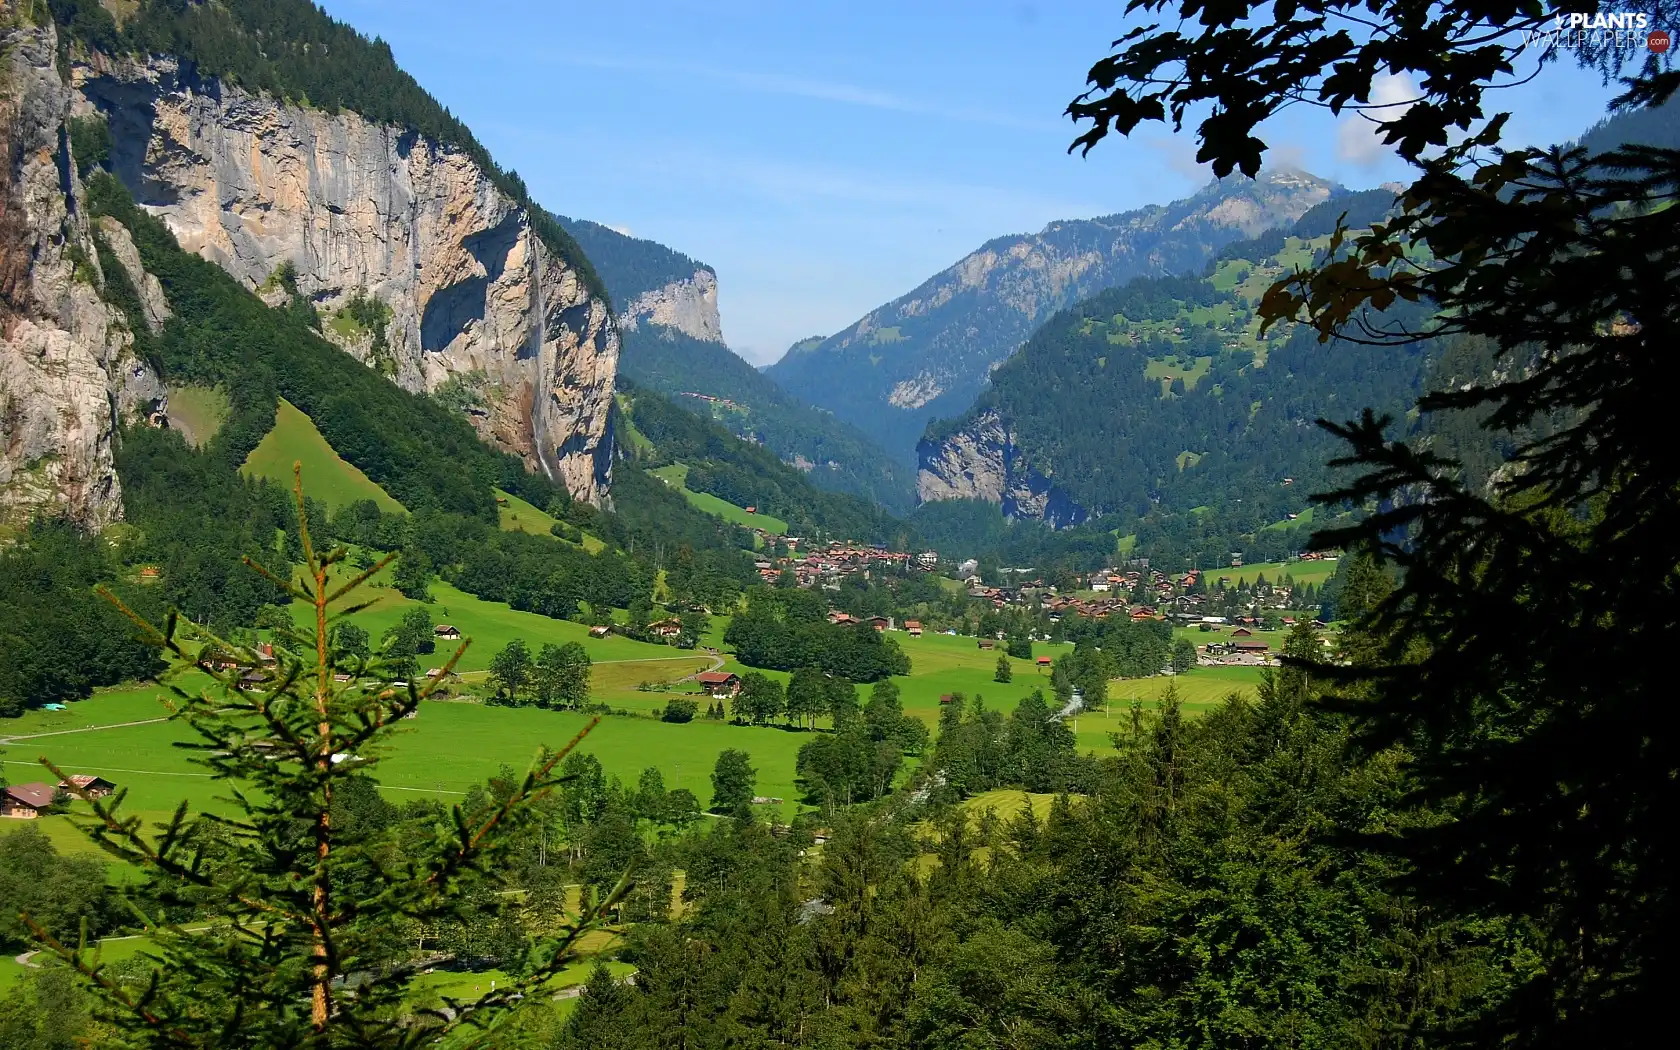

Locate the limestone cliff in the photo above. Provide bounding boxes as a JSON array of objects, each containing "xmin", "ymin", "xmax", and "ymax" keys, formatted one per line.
[
  {"xmin": 916, "ymin": 411, "xmax": 1086, "ymax": 527},
  {"xmin": 619, "ymin": 266, "xmax": 723, "ymax": 344},
  {"xmin": 0, "ymin": 20, "xmax": 164, "ymax": 530},
  {"xmin": 71, "ymin": 54, "xmax": 618, "ymax": 501}
]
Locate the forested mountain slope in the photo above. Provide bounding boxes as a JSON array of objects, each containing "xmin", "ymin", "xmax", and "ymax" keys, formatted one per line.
[
  {"xmin": 560, "ymin": 218, "xmax": 915, "ymax": 511},
  {"xmin": 616, "ymin": 383, "xmax": 905, "ymax": 544},
  {"xmin": 619, "ymin": 327, "xmax": 916, "ymax": 512},
  {"xmin": 917, "ymin": 190, "xmax": 1413, "ymax": 558},
  {"xmin": 768, "ymin": 169, "xmax": 1341, "ymax": 462}
]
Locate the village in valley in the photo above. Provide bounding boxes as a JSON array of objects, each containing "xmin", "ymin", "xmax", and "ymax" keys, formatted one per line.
[{"xmin": 739, "ymin": 534, "xmax": 1340, "ymax": 672}]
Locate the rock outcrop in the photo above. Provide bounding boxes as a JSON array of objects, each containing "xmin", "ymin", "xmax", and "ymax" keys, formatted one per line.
[
  {"xmin": 0, "ymin": 21, "xmax": 164, "ymax": 530},
  {"xmin": 72, "ymin": 54, "xmax": 618, "ymax": 502},
  {"xmin": 916, "ymin": 411, "xmax": 1086, "ymax": 527},
  {"xmin": 619, "ymin": 267, "xmax": 723, "ymax": 344}
]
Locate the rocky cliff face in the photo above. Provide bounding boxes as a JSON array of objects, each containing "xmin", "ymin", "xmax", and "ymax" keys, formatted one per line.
[
  {"xmin": 0, "ymin": 22, "xmax": 165, "ymax": 530},
  {"xmin": 916, "ymin": 411, "xmax": 1085, "ymax": 527},
  {"xmin": 619, "ymin": 267, "xmax": 723, "ymax": 344},
  {"xmin": 71, "ymin": 53, "xmax": 618, "ymax": 501}
]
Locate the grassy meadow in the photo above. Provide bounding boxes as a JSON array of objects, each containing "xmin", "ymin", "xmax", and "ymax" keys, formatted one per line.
[
  {"xmin": 647, "ymin": 464, "xmax": 788, "ymax": 534},
  {"xmin": 1198, "ymin": 557, "xmax": 1339, "ymax": 588},
  {"xmin": 242, "ymin": 399, "xmax": 405, "ymax": 513}
]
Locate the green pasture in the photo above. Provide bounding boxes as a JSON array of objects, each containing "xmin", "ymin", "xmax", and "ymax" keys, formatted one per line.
[
  {"xmin": 889, "ymin": 630, "xmax": 1070, "ymax": 726},
  {"xmin": 243, "ymin": 399, "xmax": 405, "ymax": 513},
  {"xmin": 647, "ymin": 465, "xmax": 788, "ymax": 534},
  {"xmin": 1200, "ymin": 558, "xmax": 1339, "ymax": 588},
  {"xmin": 959, "ymin": 788, "xmax": 1058, "ymax": 824},
  {"xmin": 494, "ymin": 489, "xmax": 606, "ymax": 553},
  {"xmin": 287, "ymin": 579, "xmax": 695, "ymax": 674}
]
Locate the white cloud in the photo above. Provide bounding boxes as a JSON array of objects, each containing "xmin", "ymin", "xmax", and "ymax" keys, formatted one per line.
[{"xmin": 1336, "ymin": 73, "xmax": 1420, "ymax": 167}]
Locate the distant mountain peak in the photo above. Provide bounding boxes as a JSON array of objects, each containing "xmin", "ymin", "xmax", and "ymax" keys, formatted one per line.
[{"xmin": 767, "ymin": 170, "xmax": 1341, "ymax": 463}]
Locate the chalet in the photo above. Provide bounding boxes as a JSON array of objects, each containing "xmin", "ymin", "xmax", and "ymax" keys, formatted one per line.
[
  {"xmin": 977, "ymin": 639, "xmax": 996, "ymax": 650},
  {"xmin": 864, "ymin": 616, "xmax": 891, "ymax": 632},
  {"xmin": 1036, "ymin": 656, "xmax": 1053, "ymax": 668},
  {"xmin": 904, "ymin": 620, "xmax": 923, "ymax": 637},
  {"xmin": 1232, "ymin": 638, "xmax": 1270, "ymax": 653},
  {"xmin": 434, "ymin": 625, "xmax": 462, "ymax": 640},
  {"xmin": 1089, "ymin": 578, "xmax": 1110, "ymax": 593},
  {"xmin": 59, "ymin": 775, "xmax": 115, "ymax": 799},
  {"xmin": 917, "ymin": 550, "xmax": 939, "ymax": 567},
  {"xmin": 588, "ymin": 625, "xmax": 613, "ymax": 638},
  {"xmin": 939, "ymin": 694, "xmax": 955, "ymax": 704},
  {"xmin": 696, "ymin": 671, "xmax": 742, "ymax": 698},
  {"xmin": 1231, "ymin": 627, "xmax": 1254, "ymax": 637},
  {"xmin": 648, "ymin": 618, "xmax": 684, "ymax": 639},
  {"xmin": 137, "ymin": 565, "xmax": 160, "ymax": 581},
  {"xmin": 1, "ymin": 783, "xmax": 59, "ymax": 819},
  {"xmin": 424, "ymin": 668, "xmax": 459, "ymax": 682},
  {"xmin": 827, "ymin": 612, "xmax": 859, "ymax": 626}
]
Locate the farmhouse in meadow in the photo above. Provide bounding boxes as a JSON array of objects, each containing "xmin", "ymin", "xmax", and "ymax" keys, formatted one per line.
[
  {"xmin": 434, "ymin": 625, "xmax": 461, "ymax": 640},
  {"xmin": 1, "ymin": 783, "xmax": 60, "ymax": 819},
  {"xmin": 696, "ymin": 671, "xmax": 742, "ymax": 698},
  {"xmin": 59, "ymin": 775, "xmax": 116, "ymax": 799},
  {"xmin": 904, "ymin": 620, "xmax": 923, "ymax": 636}
]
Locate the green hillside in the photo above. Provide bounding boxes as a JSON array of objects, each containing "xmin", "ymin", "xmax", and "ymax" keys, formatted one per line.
[
  {"xmin": 242, "ymin": 399, "xmax": 405, "ymax": 513},
  {"xmin": 649, "ymin": 465, "xmax": 789, "ymax": 534},
  {"xmin": 619, "ymin": 325, "xmax": 916, "ymax": 512},
  {"xmin": 620, "ymin": 382, "xmax": 904, "ymax": 543}
]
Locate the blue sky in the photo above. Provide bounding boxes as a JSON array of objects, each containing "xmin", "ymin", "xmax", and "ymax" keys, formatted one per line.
[{"xmin": 321, "ymin": 1, "xmax": 1624, "ymax": 364}]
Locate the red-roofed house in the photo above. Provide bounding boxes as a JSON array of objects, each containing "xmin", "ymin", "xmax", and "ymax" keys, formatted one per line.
[
  {"xmin": 59, "ymin": 775, "xmax": 115, "ymax": 799},
  {"xmin": 696, "ymin": 671, "xmax": 741, "ymax": 698}
]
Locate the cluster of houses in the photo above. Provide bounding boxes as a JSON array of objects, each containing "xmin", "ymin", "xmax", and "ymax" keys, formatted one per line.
[
  {"xmin": 1, "ymin": 774, "xmax": 116, "ymax": 820},
  {"xmin": 752, "ymin": 541, "xmax": 931, "ymax": 589},
  {"xmin": 679, "ymin": 391, "xmax": 744, "ymax": 411}
]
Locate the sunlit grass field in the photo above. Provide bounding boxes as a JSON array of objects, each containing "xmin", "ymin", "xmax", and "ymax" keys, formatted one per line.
[
  {"xmin": 242, "ymin": 399, "xmax": 405, "ymax": 513},
  {"xmin": 647, "ymin": 464, "xmax": 788, "ymax": 534}
]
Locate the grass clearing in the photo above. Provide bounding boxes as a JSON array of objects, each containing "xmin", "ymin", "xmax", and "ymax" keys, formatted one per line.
[
  {"xmin": 164, "ymin": 384, "xmax": 229, "ymax": 448},
  {"xmin": 494, "ymin": 489, "xmax": 605, "ymax": 552},
  {"xmin": 243, "ymin": 399, "xmax": 405, "ymax": 514},
  {"xmin": 1200, "ymin": 558, "xmax": 1339, "ymax": 588},
  {"xmin": 648, "ymin": 464, "xmax": 788, "ymax": 534},
  {"xmin": 960, "ymin": 789, "xmax": 1057, "ymax": 824}
]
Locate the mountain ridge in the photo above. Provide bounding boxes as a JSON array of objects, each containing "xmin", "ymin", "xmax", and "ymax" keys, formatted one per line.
[{"xmin": 767, "ymin": 168, "xmax": 1344, "ymax": 462}]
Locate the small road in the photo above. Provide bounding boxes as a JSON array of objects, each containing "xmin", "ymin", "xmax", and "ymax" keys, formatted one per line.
[{"xmin": 0, "ymin": 717, "xmax": 170, "ymax": 745}]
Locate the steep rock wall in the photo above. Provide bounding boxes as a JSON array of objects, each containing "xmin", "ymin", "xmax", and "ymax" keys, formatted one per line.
[
  {"xmin": 916, "ymin": 411, "xmax": 1086, "ymax": 527},
  {"xmin": 71, "ymin": 54, "xmax": 617, "ymax": 501},
  {"xmin": 619, "ymin": 267, "xmax": 723, "ymax": 344},
  {"xmin": 0, "ymin": 22, "xmax": 164, "ymax": 530}
]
